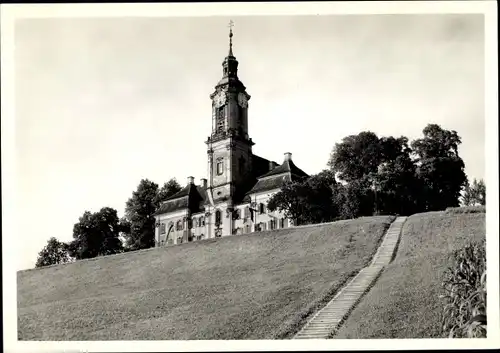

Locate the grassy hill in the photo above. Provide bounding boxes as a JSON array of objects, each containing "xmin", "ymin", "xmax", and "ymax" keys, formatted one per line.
[
  {"xmin": 335, "ymin": 208, "xmax": 486, "ymax": 338},
  {"xmin": 18, "ymin": 216, "xmax": 394, "ymax": 340}
]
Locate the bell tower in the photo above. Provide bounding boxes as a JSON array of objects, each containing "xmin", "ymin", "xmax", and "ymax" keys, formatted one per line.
[{"xmin": 206, "ymin": 21, "xmax": 254, "ymax": 209}]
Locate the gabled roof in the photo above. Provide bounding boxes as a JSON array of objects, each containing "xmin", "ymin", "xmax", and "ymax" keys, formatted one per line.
[
  {"xmin": 258, "ymin": 159, "xmax": 309, "ymax": 179},
  {"xmin": 154, "ymin": 184, "xmax": 206, "ymax": 216},
  {"xmin": 154, "ymin": 196, "xmax": 189, "ymax": 216},
  {"xmin": 246, "ymin": 158, "xmax": 309, "ymax": 196},
  {"xmin": 246, "ymin": 173, "xmax": 293, "ymax": 196}
]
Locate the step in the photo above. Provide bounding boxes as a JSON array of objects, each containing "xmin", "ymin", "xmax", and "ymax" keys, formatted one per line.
[{"xmin": 292, "ymin": 217, "xmax": 406, "ymax": 340}]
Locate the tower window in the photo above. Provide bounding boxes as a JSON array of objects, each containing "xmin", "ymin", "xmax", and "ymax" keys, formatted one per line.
[
  {"xmin": 217, "ymin": 160, "xmax": 224, "ymax": 175},
  {"xmin": 216, "ymin": 107, "xmax": 225, "ymax": 133}
]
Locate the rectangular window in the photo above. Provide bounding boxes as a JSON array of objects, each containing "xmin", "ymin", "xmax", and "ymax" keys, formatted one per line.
[
  {"xmin": 279, "ymin": 218, "xmax": 285, "ymax": 229},
  {"xmin": 160, "ymin": 223, "xmax": 166, "ymax": 234},
  {"xmin": 216, "ymin": 160, "xmax": 224, "ymax": 175}
]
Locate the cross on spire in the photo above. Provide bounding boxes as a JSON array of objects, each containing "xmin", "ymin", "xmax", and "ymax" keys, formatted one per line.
[{"xmin": 228, "ymin": 20, "xmax": 234, "ymax": 56}]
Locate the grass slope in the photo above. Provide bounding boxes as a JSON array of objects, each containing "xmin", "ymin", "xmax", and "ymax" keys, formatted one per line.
[
  {"xmin": 18, "ymin": 216, "xmax": 393, "ymax": 340},
  {"xmin": 335, "ymin": 210, "xmax": 486, "ymax": 339}
]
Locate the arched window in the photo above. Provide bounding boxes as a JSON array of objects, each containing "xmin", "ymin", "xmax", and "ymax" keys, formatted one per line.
[
  {"xmin": 215, "ymin": 210, "xmax": 222, "ymax": 226},
  {"xmin": 201, "ymin": 216, "xmax": 205, "ymax": 226},
  {"xmin": 160, "ymin": 223, "xmax": 166, "ymax": 234},
  {"xmin": 216, "ymin": 107, "xmax": 225, "ymax": 133},
  {"xmin": 176, "ymin": 219, "xmax": 183, "ymax": 231}
]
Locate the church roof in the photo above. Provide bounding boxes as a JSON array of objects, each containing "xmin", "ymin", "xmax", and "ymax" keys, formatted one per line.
[
  {"xmin": 246, "ymin": 173, "xmax": 293, "ymax": 196},
  {"xmin": 246, "ymin": 157, "xmax": 309, "ymax": 196},
  {"xmin": 154, "ymin": 183, "xmax": 206, "ymax": 216},
  {"xmin": 258, "ymin": 159, "xmax": 309, "ymax": 179}
]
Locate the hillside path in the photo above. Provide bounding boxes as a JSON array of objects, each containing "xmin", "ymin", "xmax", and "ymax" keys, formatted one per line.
[{"xmin": 293, "ymin": 216, "xmax": 407, "ymax": 339}]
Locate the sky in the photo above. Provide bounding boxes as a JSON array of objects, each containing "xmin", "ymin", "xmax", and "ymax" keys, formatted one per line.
[{"xmin": 12, "ymin": 13, "xmax": 485, "ymax": 270}]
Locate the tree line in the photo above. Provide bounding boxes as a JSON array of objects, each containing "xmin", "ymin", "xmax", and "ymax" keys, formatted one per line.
[
  {"xmin": 35, "ymin": 179, "xmax": 182, "ymax": 268},
  {"xmin": 35, "ymin": 123, "xmax": 486, "ymax": 268},
  {"xmin": 267, "ymin": 123, "xmax": 486, "ymax": 225}
]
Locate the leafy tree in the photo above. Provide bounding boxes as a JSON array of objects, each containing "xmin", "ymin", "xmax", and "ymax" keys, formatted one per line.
[
  {"xmin": 474, "ymin": 179, "xmax": 486, "ymax": 206},
  {"xmin": 68, "ymin": 207, "xmax": 125, "ymax": 260},
  {"xmin": 373, "ymin": 137, "xmax": 423, "ymax": 215},
  {"xmin": 267, "ymin": 171, "xmax": 336, "ymax": 225},
  {"xmin": 124, "ymin": 179, "xmax": 160, "ymax": 250},
  {"xmin": 35, "ymin": 237, "xmax": 72, "ymax": 268},
  {"xmin": 328, "ymin": 131, "xmax": 383, "ymax": 183},
  {"xmin": 462, "ymin": 178, "xmax": 486, "ymax": 206},
  {"xmin": 154, "ymin": 178, "xmax": 182, "ymax": 205},
  {"xmin": 328, "ymin": 132, "xmax": 423, "ymax": 217},
  {"xmin": 334, "ymin": 177, "xmax": 375, "ymax": 219},
  {"xmin": 411, "ymin": 124, "xmax": 467, "ymax": 211}
]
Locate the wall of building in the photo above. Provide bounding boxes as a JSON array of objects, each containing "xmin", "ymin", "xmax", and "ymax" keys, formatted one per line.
[
  {"xmin": 155, "ymin": 188, "xmax": 293, "ymax": 248},
  {"xmin": 155, "ymin": 209, "xmax": 189, "ymax": 246}
]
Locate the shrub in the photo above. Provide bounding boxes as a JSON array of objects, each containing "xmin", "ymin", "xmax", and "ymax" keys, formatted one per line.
[
  {"xmin": 440, "ymin": 240, "xmax": 486, "ymax": 338},
  {"xmin": 445, "ymin": 206, "xmax": 486, "ymax": 214}
]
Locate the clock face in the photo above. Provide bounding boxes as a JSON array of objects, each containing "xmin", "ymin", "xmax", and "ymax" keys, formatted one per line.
[
  {"xmin": 214, "ymin": 91, "xmax": 227, "ymax": 108},
  {"xmin": 238, "ymin": 93, "xmax": 248, "ymax": 108}
]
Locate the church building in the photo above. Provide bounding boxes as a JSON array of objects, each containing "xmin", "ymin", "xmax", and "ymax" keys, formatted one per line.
[{"xmin": 153, "ymin": 23, "xmax": 309, "ymax": 246}]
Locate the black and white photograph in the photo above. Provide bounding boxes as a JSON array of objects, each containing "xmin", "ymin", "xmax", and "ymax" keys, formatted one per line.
[{"xmin": 1, "ymin": 1, "xmax": 498, "ymax": 351}]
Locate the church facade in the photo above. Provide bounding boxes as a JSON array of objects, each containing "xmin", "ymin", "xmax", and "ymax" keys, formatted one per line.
[{"xmin": 153, "ymin": 25, "xmax": 309, "ymax": 247}]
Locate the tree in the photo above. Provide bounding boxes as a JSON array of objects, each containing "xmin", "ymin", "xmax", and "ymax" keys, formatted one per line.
[
  {"xmin": 373, "ymin": 137, "xmax": 423, "ymax": 215},
  {"xmin": 35, "ymin": 237, "xmax": 72, "ymax": 268},
  {"xmin": 154, "ymin": 178, "xmax": 182, "ymax": 205},
  {"xmin": 328, "ymin": 131, "xmax": 383, "ymax": 183},
  {"xmin": 411, "ymin": 124, "xmax": 467, "ymax": 211},
  {"xmin": 68, "ymin": 207, "xmax": 125, "ymax": 260},
  {"xmin": 267, "ymin": 170, "xmax": 338, "ymax": 225},
  {"xmin": 334, "ymin": 177, "xmax": 375, "ymax": 219},
  {"xmin": 124, "ymin": 179, "xmax": 160, "ymax": 250},
  {"xmin": 462, "ymin": 178, "xmax": 486, "ymax": 206}
]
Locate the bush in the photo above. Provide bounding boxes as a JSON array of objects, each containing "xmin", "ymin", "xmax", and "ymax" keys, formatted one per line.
[
  {"xmin": 440, "ymin": 240, "xmax": 486, "ymax": 338},
  {"xmin": 445, "ymin": 206, "xmax": 486, "ymax": 214}
]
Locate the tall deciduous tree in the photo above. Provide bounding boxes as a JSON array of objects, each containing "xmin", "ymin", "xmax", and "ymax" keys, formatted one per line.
[
  {"xmin": 462, "ymin": 178, "xmax": 486, "ymax": 206},
  {"xmin": 124, "ymin": 179, "xmax": 160, "ymax": 250},
  {"xmin": 154, "ymin": 178, "xmax": 182, "ymax": 205},
  {"xmin": 373, "ymin": 137, "xmax": 423, "ymax": 215},
  {"xmin": 328, "ymin": 131, "xmax": 383, "ymax": 183},
  {"xmin": 411, "ymin": 124, "xmax": 467, "ymax": 211},
  {"xmin": 267, "ymin": 170, "xmax": 338, "ymax": 225},
  {"xmin": 35, "ymin": 237, "xmax": 72, "ymax": 268},
  {"xmin": 68, "ymin": 207, "xmax": 125, "ymax": 260}
]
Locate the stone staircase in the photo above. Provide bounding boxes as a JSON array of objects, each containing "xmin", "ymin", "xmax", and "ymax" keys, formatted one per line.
[{"xmin": 292, "ymin": 216, "xmax": 407, "ymax": 340}]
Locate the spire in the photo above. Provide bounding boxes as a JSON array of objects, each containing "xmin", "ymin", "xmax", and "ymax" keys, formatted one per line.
[
  {"xmin": 228, "ymin": 20, "xmax": 234, "ymax": 57},
  {"xmin": 221, "ymin": 20, "xmax": 239, "ymax": 79}
]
